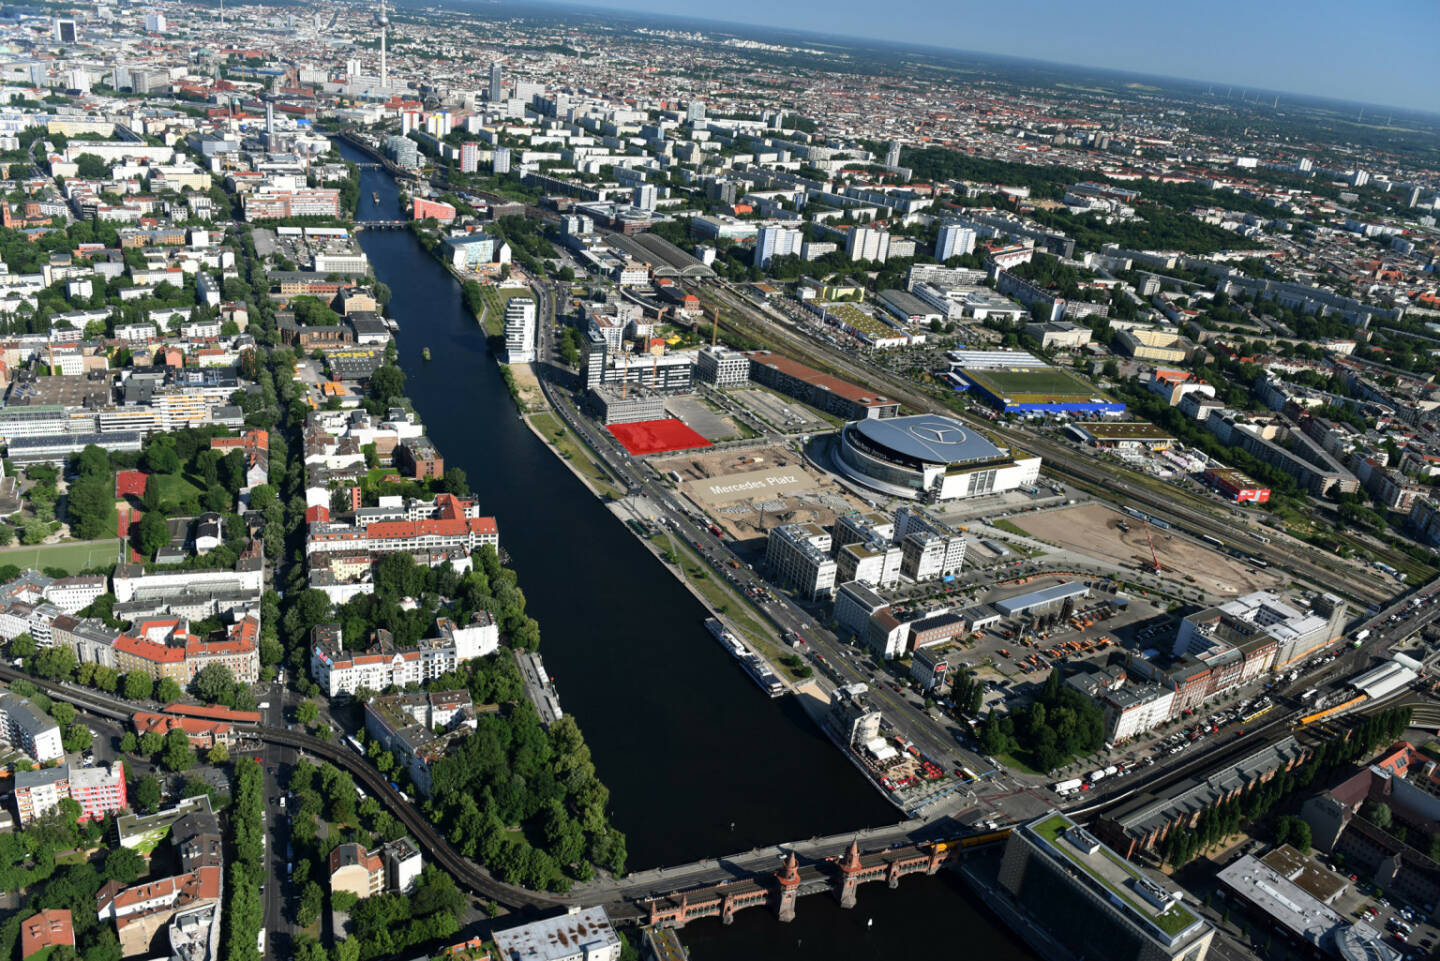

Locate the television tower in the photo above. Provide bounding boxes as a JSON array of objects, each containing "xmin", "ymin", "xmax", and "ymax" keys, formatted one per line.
[{"xmin": 377, "ymin": 0, "xmax": 389, "ymax": 89}]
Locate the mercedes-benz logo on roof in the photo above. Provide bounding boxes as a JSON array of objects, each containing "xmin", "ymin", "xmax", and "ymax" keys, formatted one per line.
[{"xmin": 909, "ymin": 423, "xmax": 966, "ymax": 445}]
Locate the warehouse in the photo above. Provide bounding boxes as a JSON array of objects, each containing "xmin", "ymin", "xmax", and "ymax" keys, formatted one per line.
[{"xmin": 993, "ymin": 581, "xmax": 1090, "ymax": 617}]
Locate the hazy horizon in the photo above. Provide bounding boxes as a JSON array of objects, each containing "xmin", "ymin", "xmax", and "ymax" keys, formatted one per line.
[{"xmin": 544, "ymin": 0, "xmax": 1440, "ymax": 117}]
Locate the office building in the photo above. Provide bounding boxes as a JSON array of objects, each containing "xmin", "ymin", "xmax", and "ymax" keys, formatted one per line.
[
  {"xmin": 488, "ymin": 61, "xmax": 503, "ymax": 101},
  {"xmin": 504, "ymin": 297, "xmax": 537, "ymax": 364},
  {"xmin": 935, "ymin": 223, "xmax": 976, "ymax": 261},
  {"xmin": 383, "ymin": 837, "xmax": 424, "ymax": 894},
  {"xmin": 632, "ymin": 184, "xmax": 657, "ymax": 211},
  {"xmin": 695, "ymin": 345, "xmax": 750, "ymax": 387},
  {"xmin": 885, "ymin": 140, "xmax": 902, "ymax": 168},
  {"xmin": 53, "ymin": 18, "xmax": 77, "ymax": 42},
  {"xmin": 836, "ymin": 540, "xmax": 902, "ymax": 589},
  {"xmin": 999, "ymin": 811, "xmax": 1214, "ymax": 961},
  {"xmin": 765, "ymin": 523, "xmax": 837, "ymax": 601},
  {"xmin": 1216, "ymin": 854, "xmax": 1396, "ymax": 961},
  {"xmin": 754, "ymin": 224, "xmax": 802, "ymax": 268},
  {"xmin": 144, "ymin": 12, "xmax": 166, "ymax": 32},
  {"xmin": 492, "ymin": 907, "xmax": 622, "ymax": 961},
  {"xmin": 745, "ymin": 351, "xmax": 899, "ymax": 420},
  {"xmin": 493, "ymin": 146, "xmax": 511, "ymax": 175},
  {"xmin": 1175, "ymin": 590, "xmax": 1347, "ymax": 671}
]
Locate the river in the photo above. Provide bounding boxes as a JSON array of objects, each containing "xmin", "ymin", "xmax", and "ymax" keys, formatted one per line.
[{"xmin": 333, "ymin": 140, "xmax": 1031, "ymax": 959}]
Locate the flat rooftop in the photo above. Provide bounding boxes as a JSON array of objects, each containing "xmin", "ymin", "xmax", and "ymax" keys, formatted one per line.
[{"xmin": 1030, "ymin": 812, "xmax": 1204, "ymax": 943}]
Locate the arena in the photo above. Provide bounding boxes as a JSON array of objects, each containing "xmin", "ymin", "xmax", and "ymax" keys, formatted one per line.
[{"xmin": 833, "ymin": 413, "xmax": 1041, "ymax": 501}]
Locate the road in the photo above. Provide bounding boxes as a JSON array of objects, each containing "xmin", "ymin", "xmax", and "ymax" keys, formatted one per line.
[{"xmin": 700, "ymin": 280, "xmax": 1395, "ymax": 608}]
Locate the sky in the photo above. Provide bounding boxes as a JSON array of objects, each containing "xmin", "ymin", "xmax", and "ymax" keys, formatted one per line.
[{"xmin": 559, "ymin": 0, "xmax": 1440, "ymax": 114}]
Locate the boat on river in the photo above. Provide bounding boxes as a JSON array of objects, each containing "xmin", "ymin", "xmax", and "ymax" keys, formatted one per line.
[{"xmin": 421, "ymin": 347, "xmax": 431, "ymax": 361}]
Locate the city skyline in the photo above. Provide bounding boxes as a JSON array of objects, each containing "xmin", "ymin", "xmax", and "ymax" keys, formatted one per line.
[{"xmin": 552, "ymin": 0, "xmax": 1440, "ymax": 115}]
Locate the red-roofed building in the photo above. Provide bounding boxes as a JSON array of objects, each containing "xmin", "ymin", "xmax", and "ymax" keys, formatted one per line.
[
  {"xmin": 20, "ymin": 909, "xmax": 73, "ymax": 959},
  {"xmin": 306, "ymin": 494, "xmax": 498, "ymax": 558},
  {"xmin": 131, "ymin": 711, "xmax": 234, "ymax": 748},
  {"xmin": 112, "ymin": 616, "xmax": 260, "ymax": 684},
  {"xmin": 160, "ymin": 702, "xmax": 261, "ymax": 724}
]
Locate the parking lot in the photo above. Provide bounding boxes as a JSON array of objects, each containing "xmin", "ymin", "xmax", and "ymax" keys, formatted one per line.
[{"xmin": 723, "ymin": 387, "xmax": 833, "ymax": 433}]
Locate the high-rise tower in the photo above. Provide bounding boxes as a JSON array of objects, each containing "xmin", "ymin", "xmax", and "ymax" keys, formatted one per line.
[{"xmin": 377, "ymin": 0, "xmax": 389, "ymax": 88}]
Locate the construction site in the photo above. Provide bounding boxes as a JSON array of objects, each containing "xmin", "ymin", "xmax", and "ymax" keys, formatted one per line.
[
  {"xmin": 655, "ymin": 442, "xmax": 870, "ymax": 544},
  {"xmin": 1008, "ymin": 502, "xmax": 1283, "ymax": 597}
]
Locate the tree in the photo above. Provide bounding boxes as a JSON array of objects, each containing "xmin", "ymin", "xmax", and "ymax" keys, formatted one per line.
[
  {"xmin": 50, "ymin": 701, "xmax": 76, "ymax": 727},
  {"xmin": 103, "ymin": 846, "xmax": 146, "ymax": 884},
  {"xmin": 65, "ymin": 476, "xmax": 114, "ymax": 540},
  {"xmin": 119, "ymin": 732, "xmax": 138, "ymax": 753},
  {"xmin": 295, "ymin": 701, "xmax": 319, "ymax": 725},
  {"xmin": 138, "ymin": 731, "xmax": 163, "ymax": 756},
  {"xmin": 208, "ymin": 743, "xmax": 229, "ymax": 764},
  {"xmin": 7, "ymin": 633, "xmax": 35, "ymax": 659},
  {"xmin": 134, "ymin": 511, "xmax": 170, "ymax": 557},
  {"xmin": 1362, "ymin": 801, "xmax": 1392, "ymax": 830},
  {"xmin": 62, "ymin": 723, "xmax": 92, "ymax": 754},
  {"xmin": 369, "ymin": 364, "xmax": 406, "ymax": 405},
  {"xmin": 156, "ymin": 678, "xmax": 182, "ymax": 703},
  {"xmin": 133, "ymin": 775, "xmax": 162, "ymax": 813},
  {"xmin": 123, "ymin": 672, "xmax": 154, "ymax": 702},
  {"xmin": 161, "ymin": 728, "xmax": 193, "ymax": 772},
  {"xmin": 191, "ymin": 663, "xmax": 236, "ymax": 704},
  {"xmin": 143, "ymin": 442, "xmax": 180, "ymax": 475}
]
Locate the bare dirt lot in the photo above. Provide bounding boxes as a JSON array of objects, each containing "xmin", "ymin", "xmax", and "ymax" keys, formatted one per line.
[
  {"xmin": 655, "ymin": 443, "xmax": 867, "ymax": 544},
  {"xmin": 1012, "ymin": 502, "xmax": 1283, "ymax": 597}
]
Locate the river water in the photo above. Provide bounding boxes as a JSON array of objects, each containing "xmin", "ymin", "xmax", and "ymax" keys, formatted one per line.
[{"xmin": 334, "ymin": 141, "xmax": 1031, "ymax": 959}]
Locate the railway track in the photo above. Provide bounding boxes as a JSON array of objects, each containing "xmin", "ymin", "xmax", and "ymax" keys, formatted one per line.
[
  {"xmin": 703, "ymin": 282, "xmax": 1394, "ymax": 607},
  {"xmin": 0, "ymin": 666, "xmax": 567, "ymax": 913}
]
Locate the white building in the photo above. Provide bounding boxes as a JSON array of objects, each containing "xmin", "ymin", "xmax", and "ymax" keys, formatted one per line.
[
  {"xmin": 0, "ymin": 693, "xmax": 63, "ymax": 762},
  {"xmin": 492, "ymin": 907, "xmax": 621, "ymax": 961},
  {"xmin": 754, "ymin": 224, "xmax": 802, "ymax": 268},
  {"xmin": 504, "ymin": 297, "xmax": 537, "ymax": 364},
  {"xmin": 894, "ymin": 507, "xmax": 967, "ymax": 581},
  {"xmin": 311, "ymin": 614, "xmax": 498, "ymax": 698},
  {"xmin": 765, "ymin": 523, "xmax": 837, "ymax": 600},
  {"xmin": 1102, "ymin": 684, "xmax": 1175, "ymax": 744},
  {"xmin": 836, "ymin": 540, "xmax": 902, "ymax": 589},
  {"xmin": 632, "ymin": 184, "xmax": 657, "ymax": 211},
  {"xmin": 695, "ymin": 345, "xmax": 750, "ymax": 387},
  {"xmin": 846, "ymin": 227, "xmax": 890, "ymax": 263},
  {"xmin": 935, "ymin": 223, "xmax": 976, "ymax": 262}
]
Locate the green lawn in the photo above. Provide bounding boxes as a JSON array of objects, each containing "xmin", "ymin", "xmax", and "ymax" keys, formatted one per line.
[
  {"xmin": 0, "ymin": 539, "xmax": 123, "ymax": 573},
  {"xmin": 529, "ymin": 412, "xmax": 622, "ymax": 499},
  {"xmin": 648, "ymin": 531, "xmax": 800, "ymax": 677},
  {"xmin": 149, "ymin": 472, "xmax": 205, "ymax": 506},
  {"xmin": 961, "ymin": 365, "xmax": 1107, "ymax": 404}
]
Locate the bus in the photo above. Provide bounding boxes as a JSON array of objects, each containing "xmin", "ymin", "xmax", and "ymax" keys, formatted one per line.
[{"xmin": 347, "ymin": 735, "xmax": 364, "ymax": 755}]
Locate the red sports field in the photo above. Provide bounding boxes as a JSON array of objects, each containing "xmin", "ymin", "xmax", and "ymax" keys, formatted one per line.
[{"xmin": 607, "ymin": 419, "xmax": 713, "ymax": 456}]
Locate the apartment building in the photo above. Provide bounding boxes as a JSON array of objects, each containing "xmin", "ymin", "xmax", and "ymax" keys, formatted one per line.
[
  {"xmin": 0, "ymin": 693, "xmax": 63, "ymax": 762},
  {"xmin": 15, "ymin": 761, "xmax": 126, "ymax": 825},
  {"xmin": 363, "ymin": 690, "xmax": 478, "ymax": 796},
  {"xmin": 329, "ymin": 842, "xmax": 385, "ymax": 899},
  {"xmin": 311, "ymin": 613, "xmax": 499, "ymax": 697}
]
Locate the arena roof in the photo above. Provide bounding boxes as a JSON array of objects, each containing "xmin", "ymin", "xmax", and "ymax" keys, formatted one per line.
[{"xmin": 850, "ymin": 414, "xmax": 1003, "ymax": 466}]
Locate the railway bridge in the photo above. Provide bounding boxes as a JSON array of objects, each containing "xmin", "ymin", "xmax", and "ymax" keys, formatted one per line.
[{"xmin": 629, "ymin": 832, "xmax": 1009, "ymax": 928}]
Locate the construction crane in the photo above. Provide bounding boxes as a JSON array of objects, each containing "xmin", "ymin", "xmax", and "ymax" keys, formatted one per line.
[{"xmin": 1141, "ymin": 516, "xmax": 1161, "ymax": 573}]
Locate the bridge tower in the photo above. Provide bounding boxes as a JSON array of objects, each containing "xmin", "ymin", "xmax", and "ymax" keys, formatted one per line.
[
  {"xmin": 776, "ymin": 852, "xmax": 801, "ymax": 922},
  {"xmin": 836, "ymin": 839, "xmax": 863, "ymax": 909}
]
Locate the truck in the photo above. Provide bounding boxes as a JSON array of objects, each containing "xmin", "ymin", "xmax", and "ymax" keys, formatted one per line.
[
  {"xmin": 1088, "ymin": 769, "xmax": 1107, "ymax": 782},
  {"xmin": 1354, "ymin": 629, "xmax": 1371, "ymax": 644},
  {"xmin": 1053, "ymin": 778, "xmax": 1084, "ymax": 795},
  {"xmin": 1104, "ymin": 765, "xmax": 1119, "ymax": 777}
]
